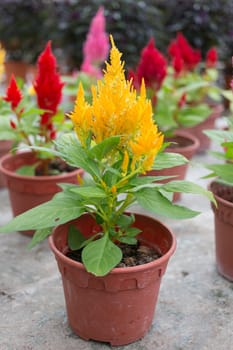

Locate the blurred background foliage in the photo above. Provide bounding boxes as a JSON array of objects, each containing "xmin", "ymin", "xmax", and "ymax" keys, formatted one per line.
[{"xmin": 0, "ymin": 0, "xmax": 232, "ymax": 74}]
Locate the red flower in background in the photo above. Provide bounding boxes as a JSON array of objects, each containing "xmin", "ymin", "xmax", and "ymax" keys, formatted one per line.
[
  {"xmin": 205, "ymin": 47, "xmax": 218, "ymax": 68},
  {"xmin": 168, "ymin": 33, "xmax": 201, "ymax": 71},
  {"xmin": 3, "ymin": 75, "xmax": 22, "ymax": 109},
  {"xmin": 172, "ymin": 54, "xmax": 184, "ymax": 76},
  {"xmin": 136, "ymin": 38, "xmax": 167, "ymax": 90},
  {"xmin": 33, "ymin": 41, "xmax": 64, "ymax": 126}
]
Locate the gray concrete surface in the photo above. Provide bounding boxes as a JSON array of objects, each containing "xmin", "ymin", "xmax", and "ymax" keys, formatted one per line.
[{"xmin": 0, "ymin": 149, "xmax": 233, "ymax": 350}]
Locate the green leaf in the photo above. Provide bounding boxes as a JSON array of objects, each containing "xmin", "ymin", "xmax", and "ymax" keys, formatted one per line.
[
  {"xmin": 161, "ymin": 180, "xmax": 216, "ymax": 203},
  {"xmin": 89, "ymin": 136, "xmax": 120, "ymax": 161},
  {"xmin": 82, "ymin": 234, "xmax": 122, "ymax": 276},
  {"xmin": 117, "ymin": 214, "xmax": 134, "ymax": 228},
  {"xmin": 68, "ymin": 225, "xmax": 86, "ymax": 250},
  {"xmin": 118, "ymin": 236, "xmax": 137, "ymax": 245},
  {"xmin": 206, "ymin": 163, "xmax": 233, "ymax": 185},
  {"xmin": 16, "ymin": 164, "xmax": 38, "ymax": 176},
  {"xmin": 135, "ymin": 188, "xmax": 200, "ymax": 219},
  {"xmin": 27, "ymin": 227, "xmax": 52, "ymax": 249},
  {"xmin": 125, "ymin": 227, "xmax": 141, "ymax": 237},
  {"xmin": 70, "ymin": 185, "xmax": 107, "ymax": 198},
  {"xmin": 0, "ymin": 192, "xmax": 85, "ymax": 232},
  {"xmin": 54, "ymin": 133, "xmax": 101, "ymax": 179},
  {"xmin": 203, "ymin": 130, "xmax": 233, "ymax": 143},
  {"xmin": 153, "ymin": 152, "xmax": 188, "ymax": 170}
]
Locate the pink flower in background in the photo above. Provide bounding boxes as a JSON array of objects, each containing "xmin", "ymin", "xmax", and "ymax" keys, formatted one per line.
[
  {"xmin": 205, "ymin": 47, "xmax": 218, "ymax": 68},
  {"xmin": 80, "ymin": 57, "xmax": 102, "ymax": 79},
  {"xmin": 82, "ymin": 6, "xmax": 109, "ymax": 66}
]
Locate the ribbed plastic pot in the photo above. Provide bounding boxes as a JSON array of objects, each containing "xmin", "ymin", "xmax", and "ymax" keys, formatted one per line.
[
  {"xmin": 49, "ymin": 213, "xmax": 176, "ymax": 346},
  {"xmin": 209, "ymin": 181, "xmax": 233, "ymax": 281},
  {"xmin": 0, "ymin": 141, "xmax": 13, "ymax": 188},
  {"xmin": 147, "ymin": 130, "xmax": 200, "ymax": 201},
  {"xmin": 0, "ymin": 151, "xmax": 84, "ymax": 236}
]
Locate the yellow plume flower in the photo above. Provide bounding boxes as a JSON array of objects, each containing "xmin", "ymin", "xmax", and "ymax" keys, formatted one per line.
[
  {"xmin": 69, "ymin": 35, "xmax": 164, "ymax": 172},
  {"xmin": 0, "ymin": 45, "xmax": 6, "ymax": 79}
]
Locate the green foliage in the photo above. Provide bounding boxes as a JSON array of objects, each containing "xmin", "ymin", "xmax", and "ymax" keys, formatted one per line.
[
  {"xmin": 0, "ymin": 132, "xmax": 216, "ymax": 276},
  {"xmin": 204, "ymin": 125, "xmax": 233, "ymax": 186}
]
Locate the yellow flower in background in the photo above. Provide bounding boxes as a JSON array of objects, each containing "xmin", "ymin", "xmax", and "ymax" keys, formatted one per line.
[
  {"xmin": 0, "ymin": 45, "xmax": 6, "ymax": 79},
  {"xmin": 69, "ymin": 35, "xmax": 163, "ymax": 172}
]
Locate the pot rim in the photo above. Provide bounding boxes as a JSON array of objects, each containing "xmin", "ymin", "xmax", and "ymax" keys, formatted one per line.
[
  {"xmin": 167, "ymin": 130, "xmax": 200, "ymax": 153},
  {"xmin": 208, "ymin": 180, "xmax": 233, "ymax": 208},
  {"xmin": 48, "ymin": 212, "xmax": 177, "ymax": 275},
  {"xmin": 0, "ymin": 150, "xmax": 83, "ymax": 181}
]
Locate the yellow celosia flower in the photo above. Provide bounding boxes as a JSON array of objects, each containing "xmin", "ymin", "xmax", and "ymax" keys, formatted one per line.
[
  {"xmin": 0, "ymin": 45, "xmax": 6, "ymax": 80},
  {"xmin": 69, "ymin": 35, "xmax": 164, "ymax": 172}
]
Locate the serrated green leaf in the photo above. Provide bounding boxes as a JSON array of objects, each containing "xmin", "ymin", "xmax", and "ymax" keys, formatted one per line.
[
  {"xmin": 27, "ymin": 227, "xmax": 52, "ymax": 249},
  {"xmin": 82, "ymin": 234, "xmax": 122, "ymax": 276},
  {"xmin": 68, "ymin": 225, "xmax": 86, "ymax": 250},
  {"xmin": 135, "ymin": 188, "xmax": 199, "ymax": 219}
]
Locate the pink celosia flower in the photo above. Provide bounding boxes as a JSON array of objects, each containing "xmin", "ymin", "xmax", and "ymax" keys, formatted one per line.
[
  {"xmin": 168, "ymin": 33, "xmax": 201, "ymax": 71},
  {"xmin": 82, "ymin": 6, "xmax": 109, "ymax": 65},
  {"xmin": 3, "ymin": 75, "xmax": 22, "ymax": 110},
  {"xmin": 205, "ymin": 47, "xmax": 218, "ymax": 68},
  {"xmin": 80, "ymin": 57, "xmax": 102, "ymax": 78},
  {"xmin": 130, "ymin": 38, "xmax": 167, "ymax": 91},
  {"xmin": 33, "ymin": 41, "xmax": 64, "ymax": 126}
]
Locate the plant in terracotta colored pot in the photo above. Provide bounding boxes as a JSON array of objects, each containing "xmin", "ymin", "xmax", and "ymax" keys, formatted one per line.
[
  {"xmin": 204, "ymin": 111, "xmax": 233, "ymax": 281},
  {"xmin": 0, "ymin": 36, "xmax": 215, "ymax": 345},
  {"xmin": 0, "ymin": 41, "xmax": 83, "ymax": 232},
  {"xmin": 167, "ymin": 33, "xmax": 223, "ymax": 152}
]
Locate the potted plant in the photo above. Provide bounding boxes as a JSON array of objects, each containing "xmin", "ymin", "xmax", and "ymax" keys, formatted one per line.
[
  {"xmin": 0, "ymin": 36, "xmax": 215, "ymax": 345},
  {"xmin": 204, "ymin": 94, "xmax": 233, "ymax": 281},
  {"xmin": 0, "ymin": 41, "xmax": 83, "ymax": 234},
  {"xmin": 167, "ymin": 32, "xmax": 223, "ymax": 152}
]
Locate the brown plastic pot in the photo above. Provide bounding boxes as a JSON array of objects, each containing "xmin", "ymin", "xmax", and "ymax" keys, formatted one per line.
[
  {"xmin": 147, "ymin": 130, "xmax": 199, "ymax": 201},
  {"xmin": 49, "ymin": 213, "xmax": 176, "ymax": 346},
  {"xmin": 0, "ymin": 151, "xmax": 84, "ymax": 235},
  {"xmin": 178, "ymin": 104, "xmax": 223, "ymax": 153},
  {"xmin": 209, "ymin": 181, "xmax": 233, "ymax": 281},
  {"xmin": 0, "ymin": 141, "xmax": 13, "ymax": 188}
]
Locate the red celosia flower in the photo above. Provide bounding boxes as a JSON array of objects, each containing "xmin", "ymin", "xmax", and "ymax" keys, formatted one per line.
[
  {"xmin": 136, "ymin": 38, "xmax": 167, "ymax": 90},
  {"xmin": 205, "ymin": 47, "xmax": 218, "ymax": 68},
  {"xmin": 172, "ymin": 54, "xmax": 184, "ymax": 76},
  {"xmin": 33, "ymin": 41, "xmax": 64, "ymax": 127},
  {"xmin": 3, "ymin": 75, "xmax": 22, "ymax": 110},
  {"xmin": 168, "ymin": 33, "xmax": 201, "ymax": 71}
]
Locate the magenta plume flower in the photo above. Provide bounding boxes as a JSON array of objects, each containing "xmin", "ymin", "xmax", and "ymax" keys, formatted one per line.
[{"xmin": 82, "ymin": 6, "xmax": 109, "ymax": 65}]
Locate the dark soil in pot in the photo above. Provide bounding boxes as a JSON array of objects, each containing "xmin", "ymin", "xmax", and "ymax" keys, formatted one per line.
[{"xmin": 67, "ymin": 241, "xmax": 162, "ymax": 268}]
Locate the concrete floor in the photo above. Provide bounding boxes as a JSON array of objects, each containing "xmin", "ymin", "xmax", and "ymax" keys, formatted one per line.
[{"xmin": 0, "ymin": 149, "xmax": 233, "ymax": 350}]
